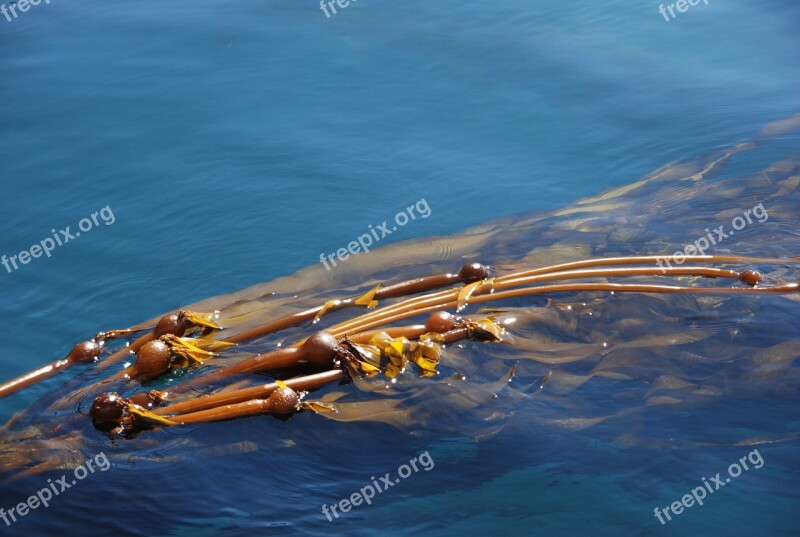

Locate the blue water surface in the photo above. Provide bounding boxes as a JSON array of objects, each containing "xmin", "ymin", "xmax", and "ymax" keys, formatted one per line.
[{"xmin": 1, "ymin": 1, "xmax": 799, "ymax": 536}]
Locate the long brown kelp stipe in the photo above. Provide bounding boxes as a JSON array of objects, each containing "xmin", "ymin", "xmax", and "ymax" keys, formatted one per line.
[{"xmin": 0, "ymin": 254, "xmax": 797, "ymax": 446}]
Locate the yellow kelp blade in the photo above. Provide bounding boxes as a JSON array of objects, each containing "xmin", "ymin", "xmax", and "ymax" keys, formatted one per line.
[
  {"xmin": 300, "ymin": 401, "xmax": 338, "ymax": 413},
  {"xmin": 367, "ymin": 333, "xmax": 442, "ymax": 379},
  {"xmin": 457, "ymin": 280, "xmax": 488, "ymax": 311},
  {"xmin": 465, "ymin": 317, "xmax": 504, "ymax": 342},
  {"xmin": 341, "ymin": 340, "xmax": 382, "ymax": 378},
  {"xmin": 351, "ymin": 359, "xmax": 381, "ymax": 377},
  {"xmin": 384, "ymin": 338, "xmax": 410, "ymax": 379},
  {"xmin": 366, "ymin": 331, "xmax": 401, "ymax": 366},
  {"xmin": 354, "ymin": 284, "xmax": 382, "ymax": 309},
  {"xmin": 408, "ymin": 334, "xmax": 443, "ymax": 378},
  {"xmin": 161, "ymin": 335, "xmax": 217, "ymax": 364},
  {"xmin": 177, "ymin": 338, "xmax": 236, "ymax": 353},
  {"xmin": 129, "ymin": 404, "xmax": 177, "ymax": 427},
  {"xmin": 313, "ymin": 300, "xmax": 342, "ymax": 323},
  {"xmin": 180, "ymin": 310, "xmax": 222, "ymax": 331}
]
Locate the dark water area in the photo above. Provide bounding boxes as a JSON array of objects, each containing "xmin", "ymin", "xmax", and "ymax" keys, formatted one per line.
[{"xmin": 1, "ymin": 1, "xmax": 799, "ymax": 536}]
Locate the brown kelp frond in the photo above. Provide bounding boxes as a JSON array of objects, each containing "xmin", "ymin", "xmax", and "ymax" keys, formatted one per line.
[
  {"xmin": 2, "ymin": 257, "xmax": 798, "ymax": 429},
  {"xmin": 0, "ymin": 254, "xmax": 795, "ymax": 474},
  {"xmin": 5, "ymin": 117, "xmax": 800, "ymax": 475}
]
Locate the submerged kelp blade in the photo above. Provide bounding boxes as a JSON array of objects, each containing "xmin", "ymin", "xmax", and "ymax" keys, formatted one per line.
[{"xmin": 314, "ymin": 399, "xmax": 414, "ymax": 428}]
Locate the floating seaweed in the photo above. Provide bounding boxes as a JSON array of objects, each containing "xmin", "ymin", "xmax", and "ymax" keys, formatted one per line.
[{"xmin": 1, "ymin": 115, "xmax": 799, "ymax": 480}]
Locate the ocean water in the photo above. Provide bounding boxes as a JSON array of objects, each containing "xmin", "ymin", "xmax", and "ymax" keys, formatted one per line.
[{"xmin": 1, "ymin": 1, "xmax": 799, "ymax": 536}]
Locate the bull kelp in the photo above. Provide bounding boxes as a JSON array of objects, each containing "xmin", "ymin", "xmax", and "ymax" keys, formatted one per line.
[{"xmin": 1, "ymin": 117, "xmax": 799, "ymax": 481}]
